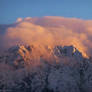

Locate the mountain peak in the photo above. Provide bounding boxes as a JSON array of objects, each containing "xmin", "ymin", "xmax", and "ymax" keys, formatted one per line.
[{"xmin": 0, "ymin": 44, "xmax": 85, "ymax": 69}]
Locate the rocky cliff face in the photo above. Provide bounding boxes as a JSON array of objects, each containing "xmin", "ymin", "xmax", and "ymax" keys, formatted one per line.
[{"xmin": 0, "ymin": 45, "xmax": 92, "ymax": 92}]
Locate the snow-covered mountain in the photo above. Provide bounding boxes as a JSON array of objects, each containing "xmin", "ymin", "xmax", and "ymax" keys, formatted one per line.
[{"xmin": 0, "ymin": 44, "xmax": 92, "ymax": 92}]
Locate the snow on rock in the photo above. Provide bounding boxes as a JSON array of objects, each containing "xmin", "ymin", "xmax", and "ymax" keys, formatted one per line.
[{"xmin": 0, "ymin": 45, "xmax": 92, "ymax": 92}]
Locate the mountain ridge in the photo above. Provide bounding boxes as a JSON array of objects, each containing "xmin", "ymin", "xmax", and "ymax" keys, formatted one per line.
[{"xmin": 0, "ymin": 44, "xmax": 92, "ymax": 92}]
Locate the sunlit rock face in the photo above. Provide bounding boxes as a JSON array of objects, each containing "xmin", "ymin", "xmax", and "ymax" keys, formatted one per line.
[{"xmin": 0, "ymin": 45, "xmax": 83, "ymax": 69}]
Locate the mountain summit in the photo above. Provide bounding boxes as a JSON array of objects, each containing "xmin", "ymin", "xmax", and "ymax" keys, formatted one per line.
[{"xmin": 0, "ymin": 45, "xmax": 84, "ymax": 68}]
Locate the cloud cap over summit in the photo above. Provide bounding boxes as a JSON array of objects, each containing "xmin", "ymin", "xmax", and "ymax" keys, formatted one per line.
[{"xmin": 0, "ymin": 16, "xmax": 92, "ymax": 57}]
